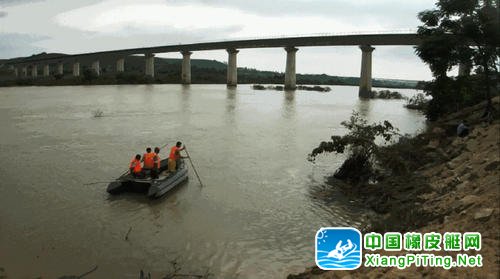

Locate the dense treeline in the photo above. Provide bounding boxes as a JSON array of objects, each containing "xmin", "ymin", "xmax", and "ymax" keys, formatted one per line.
[
  {"xmin": 0, "ymin": 56, "xmax": 422, "ymax": 89},
  {"xmin": 415, "ymin": 0, "xmax": 499, "ymax": 120}
]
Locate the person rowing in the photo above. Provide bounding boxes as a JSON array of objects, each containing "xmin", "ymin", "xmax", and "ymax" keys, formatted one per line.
[{"xmin": 168, "ymin": 141, "xmax": 187, "ymax": 172}]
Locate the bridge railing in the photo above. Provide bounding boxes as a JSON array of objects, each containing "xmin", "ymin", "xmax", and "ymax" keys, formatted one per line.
[{"xmin": 175, "ymin": 29, "xmax": 419, "ymax": 45}]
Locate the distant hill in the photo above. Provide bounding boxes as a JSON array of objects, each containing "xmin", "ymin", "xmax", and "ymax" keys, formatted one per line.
[{"xmin": 0, "ymin": 53, "xmax": 425, "ymax": 89}]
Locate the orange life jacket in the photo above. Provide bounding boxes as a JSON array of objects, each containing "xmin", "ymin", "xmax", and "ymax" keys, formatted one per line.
[
  {"xmin": 143, "ymin": 152, "xmax": 155, "ymax": 169},
  {"xmin": 153, "ymin": 153, "xmax": 160, "ymax": 169},
  {"xmin": 129, "ymin": 158, "xmax": 142, "ymax": 174},
  {"xmin": 169, "ymin": 146, "xmax": 180, "ymax": 160}
]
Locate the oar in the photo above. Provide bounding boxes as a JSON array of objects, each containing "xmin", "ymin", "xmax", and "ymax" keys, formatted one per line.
[{"xmin": 184, "ymin": 146, "xmax": 204, "ymax": 187}]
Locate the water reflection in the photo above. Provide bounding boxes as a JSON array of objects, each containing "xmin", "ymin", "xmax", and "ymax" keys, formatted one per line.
[
  {"xmin": 355, "ymin": 98, "xmax": 373, "ymax": 118},
  {"xmin": 282, "ymin": 90, "xmax": 296, "ymax": 120}
]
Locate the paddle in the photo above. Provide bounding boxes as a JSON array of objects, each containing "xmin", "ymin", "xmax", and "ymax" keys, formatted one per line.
[{"xmin": 184, "ymin": 146, "xmax": 204, "ymax": 187}]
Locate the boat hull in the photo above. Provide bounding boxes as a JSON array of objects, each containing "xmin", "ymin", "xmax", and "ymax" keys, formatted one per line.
[{"xmin": 107, "ymin": 159, "xmax": 188, "ymax": 198}]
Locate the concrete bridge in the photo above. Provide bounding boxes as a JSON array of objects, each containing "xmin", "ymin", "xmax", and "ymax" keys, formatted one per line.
[{"xmin": 6, "ymin": 33, "xmax": 421, "ymax": 98}]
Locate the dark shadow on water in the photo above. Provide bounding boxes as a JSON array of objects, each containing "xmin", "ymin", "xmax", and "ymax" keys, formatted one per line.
[{"xmin": 105, "ymin": 179, "xmax": 189, "ymax": 204}]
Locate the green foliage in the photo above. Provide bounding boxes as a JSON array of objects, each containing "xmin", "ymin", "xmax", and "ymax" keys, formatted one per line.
[
  {"xmin": 308, "ymin": 112, "xmax": 399, "ymax": 182},
  {"xmin": 415, "ymin": 0, "xmax": 499, "ymax": 120},
  {"xmin": 405, "ymin": 93, "xmax": 429, "ymax": 110},
  {"xmin": 372, "ymin": 90, "xmax": 405, "ymax": 99},
  {"xmin": 82, "ymin": 68, "xmax": 97, "ymax": 82}
]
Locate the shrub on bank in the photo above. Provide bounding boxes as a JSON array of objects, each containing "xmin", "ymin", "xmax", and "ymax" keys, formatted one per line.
[
  {"xmin": 405, "ymin": 93, "xmax": 429, "ymax": 110},
  {"xmin": 308, "ymin": 111, "xmax": 399, "ymax": 183}
]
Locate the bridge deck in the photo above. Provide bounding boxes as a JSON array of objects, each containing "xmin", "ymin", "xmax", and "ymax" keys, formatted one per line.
[{"xmin": 8, "ymin": 33, "xmax": 420, "ymax": 64}]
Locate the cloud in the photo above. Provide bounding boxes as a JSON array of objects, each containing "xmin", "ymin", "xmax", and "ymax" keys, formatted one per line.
[
  {"xmin": 52, "ymin": 0, "xmax": 387, "ymax": 41},
  {"xmin": 0, "ymin": 33, "xmax": 48, "ymax": 58},
  {"xmin": 0, "ymin": 0, "xmax": 434, "ymax": 79},
  {"xmin": 0, "ymin": 11, "xmax": 7, "ymax": 17},
  {"xmin": 0, "ymin": 0, "xmax": 45, "ymax": 7},
  {"xmin": 165, "ymin": 0, "xmax": 437, "ymax": 29}
]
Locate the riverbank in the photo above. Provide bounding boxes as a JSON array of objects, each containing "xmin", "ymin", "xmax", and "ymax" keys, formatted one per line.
[{"xmin": 289, "ymin": 97, "xmax": 499, "ymax": 278}]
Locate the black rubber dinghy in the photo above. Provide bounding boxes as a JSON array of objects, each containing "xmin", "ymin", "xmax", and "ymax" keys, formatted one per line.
[{"xmin": 107, "ymin": 159, "xmax": 188, "ymax": 198}]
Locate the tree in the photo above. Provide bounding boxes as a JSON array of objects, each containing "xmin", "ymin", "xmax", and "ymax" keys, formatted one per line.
[
  {"xmin": 308, "ymin": 112, "xmax": 399, "ymax": 182},
  {"xmin": 415, "ymin": 0, "xmax": 499, "ymax": 120},
  {"xmin": 82, "ymin": 68, "xmax": 97, "ymax": 82}
]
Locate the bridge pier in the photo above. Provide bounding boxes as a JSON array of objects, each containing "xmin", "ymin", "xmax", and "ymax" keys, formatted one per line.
[
  {"xmin": 57, "ymin": 62, "xmax": 64, "ymax": 75},
  {"xmin": 226, "ymin": 48, "xmax": 239, "ymax": 87},
  {"xmin": 284, "ymin": 46, "xmax": 298, "ymax": 90},
  {"xmin": 116, "ymin": 58, "xmax": 125, "ymax": 72},
  {"xmin": 22, "ymin": 66, "xmax": 27, "ymax": 77},
  {"xmin": 145, "ymin": 53, "xmax": 155, "ymax": 77},
  {"xmin": 181, "ymin": 51, "xmax": 192, "ymax": 84},
  {"xmin": 43, "ymin": 64, "xmax": 50, "ymax": 77},
  {"xmin": 359, "ymin": 45, "xmax": 375, "ymax": 98},
  {"xmin": 14, "ymin": 67, "xmax": 18, "ymax": 77},
  {"xmin": 73, "ymin": 62, "xmax": 80, "ymax": 77},
  {"xmin": 92, "ymin": 60, "xmax": 100, "ymax": 76},
  {"xmin": 32, "ymin": 65, "xmax": 38, "ymax": 78}
]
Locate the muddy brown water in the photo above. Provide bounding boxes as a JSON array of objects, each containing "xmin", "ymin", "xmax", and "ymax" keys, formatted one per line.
[{"xmin": 0, "ymin": 84, "xmax": 425, "ymax": 278}]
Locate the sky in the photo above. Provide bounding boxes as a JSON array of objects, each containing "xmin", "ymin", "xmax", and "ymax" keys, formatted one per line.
[{"xmin": 0, "ymin": 0, "xmax": 442, "ymax": 80}]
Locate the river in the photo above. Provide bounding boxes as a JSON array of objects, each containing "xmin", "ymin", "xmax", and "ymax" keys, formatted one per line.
[{"xmin": 0, "ymin": 84, "xmax": 426, "ymax": 278}]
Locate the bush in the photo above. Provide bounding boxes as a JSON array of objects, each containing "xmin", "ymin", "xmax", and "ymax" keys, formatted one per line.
[
  {"xmin": 372, "ymin": 90, "xmax": 405, "ymax": 99},
  {"xmin": 405, "ymin": 93, "xmax": 429, "ymax": 110},
  {"xmin": 308, "ymin": 112, "xmax": 399, "ymax": 182},
  {"xmin": 252, "ymin": 84, "xmax": 266, "ymax": 90}
]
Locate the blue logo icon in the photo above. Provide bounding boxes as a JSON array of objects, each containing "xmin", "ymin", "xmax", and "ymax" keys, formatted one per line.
[{"xmin": 315, "ymin": 227, "xmax": 362, "ymax": 270}]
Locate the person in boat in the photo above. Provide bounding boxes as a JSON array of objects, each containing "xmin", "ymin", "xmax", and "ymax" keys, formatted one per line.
[
  {"xmin": 168, "ymin": 141, "xmax": 185, "ymax": 172},
  {"xmin": 151, "ymin": 147, "xmax": 161, "ymax": 179},
  {"xmin": 142, "ymin": 147, "xmax": 155, "ymax": 171},
  {"xmin": 129, "ymin": 154, "xmax": 145, "ymax": 178}
]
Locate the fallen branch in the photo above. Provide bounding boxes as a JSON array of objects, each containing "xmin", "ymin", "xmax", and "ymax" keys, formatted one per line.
[{"xmin": 125, "ymin": 227, "xmax": 132, "ymax": 241}]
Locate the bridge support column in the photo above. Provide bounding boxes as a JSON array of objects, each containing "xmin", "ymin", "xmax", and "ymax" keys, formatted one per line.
[
  {"xmin": 73, "ymin": 62, "xmax": 80, "ymax": 77},
  {"xmin": 359, "ymin": 45, "xmax": 375, "ymax": 98},
  {"xmin": 92, "ymin": 60, "xmax": 100, "ymax": 76},
  {"xmin": 284, "ymin": 46, "xmax": 298, "ymax": 90},
  {"xmin": 145, "ymin": 53, "xmax": 155, "ymax": 77},
  {"xmin": 14, "ymin": 68, "xmax": 18, "ymax": 77},
  {"xmin": 57, "ymin": 62, "xmax": 64, "ymax": 75},
  {"xmin": 43, "ymin": 64, "xmax": 50, "ymax": 77},
  {"xmin": 226, "ymin": 48, "xmax": 239, "ymax": 87},
  {"xmin": 32, "ymin": 65, "xmax": 38, "ymax": 78},
  {"xmin": 22, "ymin": 66, "xmax": 27, "ymax": 77},
  {"xmin": 181, "ymin": 51, "xmax": 192, "ymax": 84},
  {"xmin": 116, "ymin": 58, "xmax": 125, "ymax": 72}
]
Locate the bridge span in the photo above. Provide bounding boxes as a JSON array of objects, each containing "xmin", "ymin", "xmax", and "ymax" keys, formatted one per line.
[{"xmin": 6, "ymin": 33, "xmax": 422, "ymax": 97}]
